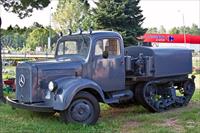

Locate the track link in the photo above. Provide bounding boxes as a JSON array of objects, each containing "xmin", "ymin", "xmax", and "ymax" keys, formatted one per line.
[{"xmin": 135, "ymin": 78, "xmax": 195, "ymax": 112}]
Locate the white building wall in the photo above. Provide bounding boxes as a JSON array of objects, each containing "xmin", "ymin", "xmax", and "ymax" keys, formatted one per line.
[{"xmin": 152, "ymin": 43, "xmax": 200, "ymax": 52}]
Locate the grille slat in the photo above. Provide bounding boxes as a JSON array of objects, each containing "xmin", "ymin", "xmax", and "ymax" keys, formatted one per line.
[{"xmin": 16, "ymin": 66, "xmax": 32, "ymax": 103}]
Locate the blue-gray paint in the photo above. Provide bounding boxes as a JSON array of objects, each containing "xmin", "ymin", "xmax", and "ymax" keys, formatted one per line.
[
  {"xmin": 53, "ymin": 78, "xmax": 105, "ymax": 110},
  {"xmin": 13, "ymin": 31, "xmax": 193, "ymax": 112},
  {"xmin": 125, "ymin": 46, "xmax": 192, "ymax": 77},
  {"xmin": 91, "ymin": 36, "xmax": 125, "ymax": 92}
]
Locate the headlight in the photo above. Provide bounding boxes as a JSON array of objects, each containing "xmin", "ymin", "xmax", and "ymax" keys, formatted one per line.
[{"xmin": 48, "ymin": 81, "xmax": 57, "ymax": 92}]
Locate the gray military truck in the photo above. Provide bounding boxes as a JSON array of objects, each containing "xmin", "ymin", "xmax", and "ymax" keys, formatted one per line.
[{"xmin": 7, "ymin": 30, "xmax": 195, "ymax": 124}]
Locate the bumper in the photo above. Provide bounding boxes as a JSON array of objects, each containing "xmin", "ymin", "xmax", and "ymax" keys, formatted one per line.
[{"xmin": 6, "ymin": 97, "xmax": 54, "ymax": 112}]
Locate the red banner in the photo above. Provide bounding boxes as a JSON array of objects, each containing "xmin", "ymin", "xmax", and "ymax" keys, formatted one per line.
[{"xmin": 142, "ymin": 34, "xmax": 200, "ymax": 44}]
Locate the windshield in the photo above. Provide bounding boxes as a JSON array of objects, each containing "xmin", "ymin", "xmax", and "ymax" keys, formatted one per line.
[{"xmin": 56, "ymin": 35, "xmax": 90, "ymax": 60}]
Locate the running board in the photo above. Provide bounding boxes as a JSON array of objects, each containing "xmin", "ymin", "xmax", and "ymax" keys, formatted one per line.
[{"xmin": 104, "ymin": 90, "xmax": 133, "ymax": 104}]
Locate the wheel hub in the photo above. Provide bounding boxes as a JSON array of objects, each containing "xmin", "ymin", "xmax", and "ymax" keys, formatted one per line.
[{"xmin": 70, "ymin": 100, "xmax": 92, "ymax": 122}]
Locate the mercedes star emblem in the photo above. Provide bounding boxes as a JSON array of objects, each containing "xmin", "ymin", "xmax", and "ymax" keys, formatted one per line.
[{"xmin": 19, "ymin": 74, "xmax": 25, "ymax": 87}]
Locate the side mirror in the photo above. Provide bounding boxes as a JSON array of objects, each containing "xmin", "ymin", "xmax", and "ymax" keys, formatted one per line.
[{"xmin": 102, "ymin": 51, "xmax": 109, "ymax": 59}]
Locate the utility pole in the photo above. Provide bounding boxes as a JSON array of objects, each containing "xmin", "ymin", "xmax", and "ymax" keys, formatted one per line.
[
  {"xmin": 48, "ymin": 6, "xmax": 53, "ymax": 52},
  {"xmin": 182, "ymin": 13, "xmax": 186, "ymax": 45},
  {"xmin": 198, "ymin": 1, "xmax": 200, "ymax": 49},
  {"xmin": 178, "ymin": 10, "xmax": 186, "ymax": 48},
  {"xmin": 0, "ymin": 16, "xmax": 6, "ymax": 103}
]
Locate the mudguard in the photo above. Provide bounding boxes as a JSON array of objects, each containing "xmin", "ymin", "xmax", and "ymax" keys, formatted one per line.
[{"xmin": 52, "ymin": 77, "xmax": 105, "ymax": 110}]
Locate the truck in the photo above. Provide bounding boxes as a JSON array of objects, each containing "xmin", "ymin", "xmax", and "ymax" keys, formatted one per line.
[{"xmin": 7, "ymin": 30, "xmax": 195, "ymax": 124}]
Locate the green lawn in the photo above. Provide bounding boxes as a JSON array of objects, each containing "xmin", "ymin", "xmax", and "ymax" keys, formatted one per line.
[
  {"xmin": 193, "ymin": 60, "xmax": 200, "ymax": 67},
  {"xmin": 2, "ymin": 66, "xmax": 15, "ymax": 80},
  {"xmin": 0, "ymin": 97, "xmax": 200, "ymax": 133},
  {"xmin": 1, "ymin": 90, "xmax": 200, "ymax": 133},
  {"xmin": 1, "ymin": 61, "xmax": 200, "ymax": 133}
]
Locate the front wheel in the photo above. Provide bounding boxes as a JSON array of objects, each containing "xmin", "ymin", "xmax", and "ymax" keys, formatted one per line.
[{"xmin": 60, "ymin": 91, "xmax": 100, "ymax": 125}]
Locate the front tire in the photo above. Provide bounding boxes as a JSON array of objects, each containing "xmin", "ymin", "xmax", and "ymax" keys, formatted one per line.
[{"xmin": 60, "ymin": 91, "xmax": 100, "ymax": 125}]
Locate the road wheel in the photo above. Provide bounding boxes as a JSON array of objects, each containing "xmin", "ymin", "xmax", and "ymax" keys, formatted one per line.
[{"xmin": 60, "ymin": 91, "xmax": 100, "ymax": 125}]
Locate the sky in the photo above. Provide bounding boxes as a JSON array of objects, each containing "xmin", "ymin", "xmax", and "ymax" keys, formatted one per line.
[
  {"xmin": 0, "ymin": 0, "xmax": 200, "ymax": 31},
  {"xmin": 140, "ymin": 0, "xmax": 200, "ymax": 30}
]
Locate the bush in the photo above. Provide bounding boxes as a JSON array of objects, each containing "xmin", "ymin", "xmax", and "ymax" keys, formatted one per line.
[{"xmin": 193, "ymin": 67, "xmax": 200, "ymax": 74}]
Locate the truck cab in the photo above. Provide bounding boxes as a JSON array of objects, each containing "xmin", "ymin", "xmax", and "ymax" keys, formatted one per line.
[
  {"xmin": 7, "ymin": 30, "xmax": 195, "ymax": 125},
  {"xmin": 55, "ymin": 31, "xmax": 126, "ymax": 92}
]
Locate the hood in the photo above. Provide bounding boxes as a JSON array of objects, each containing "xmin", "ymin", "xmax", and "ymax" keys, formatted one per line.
[
  {"xmin": 15, "ymin": 59, "xmax": 83, "ymax": 103},
  {"xmin": 22, "ymin": 59, "xmax": 83, "ymax": 90},
  {"xmin": 33, "ymin": 59, "xmax": 83, "ymax": 79},
  {"xmin": 34, "ymin": 59, "xmax": 82, "ymax": 70}
]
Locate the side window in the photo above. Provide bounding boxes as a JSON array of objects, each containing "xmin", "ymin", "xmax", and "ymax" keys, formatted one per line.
[
  {"xmin": 95, "ymin": 40, "xmax": 103, "ymax": 56},
  {"xmin": 58, "ymin": 42, "xmax": 64, "ymax": 55},
  {"xmin": 95, "ymin": 38, "xmax": 121, "ymax": 57}
]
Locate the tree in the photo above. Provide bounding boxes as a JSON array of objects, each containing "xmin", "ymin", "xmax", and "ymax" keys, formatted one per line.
[
  {"xmin": 32, "ymin": 22, "xmax": 44, "ymax": 28},
  {"xmin": 0, "ymin": 17, "xmax": 5, "ymax": 103},
  {"xmin": 93, "ymin": 0, "xmax": 147, "ymax": 46},
  {"xmin": 169, "ymin": 24, "xmax": 200, "ymax": 35},
  {"xmin": 169, "ymin": 27, "xmax": 180, "ymax": 34},
  {"xmin": 58, "ymin": 0, "xmax": 90, "ymax": 10},
  {"xmin": 7, "ymin": 25, "xmax": 14, "ymax": 31},
  {"xmin": 190, "ymin": 24, "xmax": 200, "ymax": 35},
  {"xmin": 26, "ymin": 28, "xmax": 49, "ymax": 50},
  {"xmin": 158, "ymin": 25, "xmax": 166, "ymax": 34},
  {"xmin": 147, "ymin": 27, "xmax": 158, "ymax": 33},
  {"xmin": 178, "ymin": 26, "xmax": 190, "ymax": 34},
  {"xmin": 1, "ymin": 34, "xmax": 14, "ymax": 48},
  {"xmin": 0, "ymin": 0, "xmax": 50, "ymax": 19},
  {"xmin": 5, "ymin": 33, "xmax": 25, "ymax": 49},
  {"xmin": 26, "ymin": 27, "xmax": 56, "ymax": 51},
  {"xmin": 1, "ymin": 25, "xmax": 31, "ymax": 50},
  {"xmin": 53, "ymin": 0, "xmax": 90, "ymax": 32}
]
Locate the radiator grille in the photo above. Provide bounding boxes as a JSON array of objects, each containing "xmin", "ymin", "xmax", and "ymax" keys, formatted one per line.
[{"xmin": 16, "ymin": 66, "xmax": 32, "ymax": 103}]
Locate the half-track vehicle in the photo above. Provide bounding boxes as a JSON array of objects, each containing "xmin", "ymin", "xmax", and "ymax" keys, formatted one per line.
[{"xmin": 7, "ymin": 30, "xmax": 195, "ymax": 124}]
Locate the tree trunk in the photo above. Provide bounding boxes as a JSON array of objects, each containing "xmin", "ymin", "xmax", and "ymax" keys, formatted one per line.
[{"xmin": 0, "ymin": 17, "xmax": 6, "ymax": 103}]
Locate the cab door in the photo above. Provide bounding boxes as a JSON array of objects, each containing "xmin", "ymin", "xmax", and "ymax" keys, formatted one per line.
[{"xmin": 92, "ymin": 38, "xmax": 125, "ymax": 92}]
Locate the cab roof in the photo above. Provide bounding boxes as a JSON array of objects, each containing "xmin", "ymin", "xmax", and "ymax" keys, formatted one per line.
[{"xmin": 61, "ymin": 30, "xmax": 122, "ymax": 39}]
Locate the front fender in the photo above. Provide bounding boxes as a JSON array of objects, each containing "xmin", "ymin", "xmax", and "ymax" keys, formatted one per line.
[{"xmin": 52, "ymin": 77, "xmax": 105, "ymax": 111}]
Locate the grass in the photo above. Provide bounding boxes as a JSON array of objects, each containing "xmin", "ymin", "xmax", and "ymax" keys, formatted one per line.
[
  {"xmin": 193, "ymin": 60, "xmax": 200, "ymax": 68},
  {"xmin": 2, "ymin": 66, "xmax": 15, "ymax": 80},
  {"xmin": 0, "ymin": 97, "xmax": 200, "ymax": 133},
  {"xmin": 1, "ymin": 86, "xmax": 200, "ymax": 133},
  {"xmin": 0, "ymin": 61, "xmax": 200, "ymax": 133}
]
